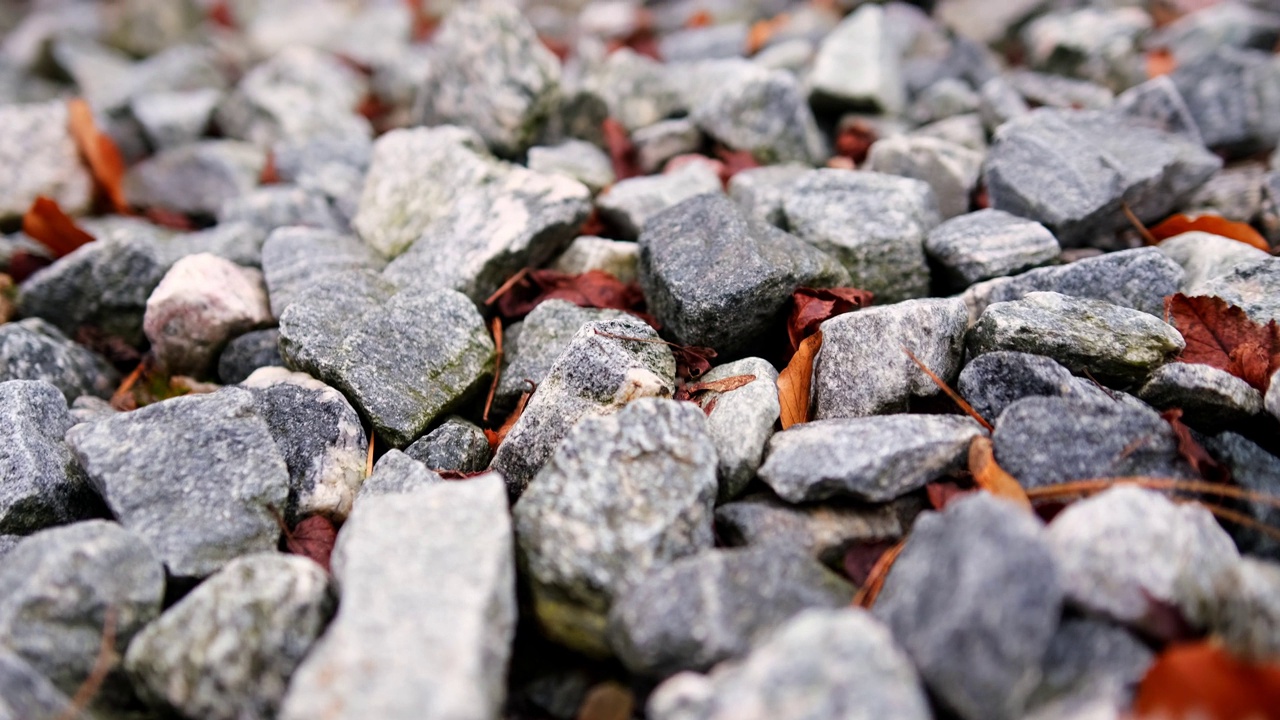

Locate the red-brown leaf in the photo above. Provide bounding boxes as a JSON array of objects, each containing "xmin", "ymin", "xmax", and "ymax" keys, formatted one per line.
[
  {"xmin": 1152, "ymin": 213, "xmax": 1269, "ymax": 252},
  {"xmin": 492, "ymin": 268, "xmax": 655, "ymax": 326},
  {"xmin": 1134, "ymin": 642, "xmax": 1280, "ymax": 720},
  {"xmin": 602, "ymin": 118, "xmax": 642, "ymax": 182},
  {"xmin": 1165, "ymin": 293, "xmax": 1280, "ymax": 392},
  {"xmin": 787, "ymin": 287, "xmax": 874, "ymax": 358},
  {"xmin": 285, "ymin": 515, "xmax": 337, "ymax": 573},
  {"xmin": 6, "ymin": 250, "xmax": 52, "ymax": 283},
  {"xmin": 67, "ymin": 99, "xmax": 128, "ymax": 214},
  {"xmin": 714, "ymin": 146, "xmax": 762, "ymax": 186},
  {"xmin": 834, "ymin": 120, "xmax": 877, "ymax": 166},
  {"xmin": 926, "ymin": 481, "xmax": 972, "ymax": 510},
  {"xmin": 841, "ymin": 539, "xmax": 899, "ymax": 587},
  {"xmin": 22, "ymin": 196, "xmax": 96, "ymax": 258},
  {"xmin": 1161, "ymin": 408, "xmax": 1231, "ymax": 483},
  {"xmin": 673, "ymin": 345, "xmax": 717, "ymax": 381},
  {"xmin": 486, "ymin": 388, "xmax": 532, "ymax": 452}
]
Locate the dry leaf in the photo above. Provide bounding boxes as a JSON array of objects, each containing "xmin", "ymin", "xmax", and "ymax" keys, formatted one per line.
[
  {"xmin": 841, "ymin": 539, "xmax": 899, "ymax": 587},
  {"xmin": 285, "ymin": 515, "xmax": 338, "ymax": 573},
  {"xmin": 1165, "ymin": 293, "xmax": 1280, "ymax": 392},
  {"xmin": 483, "ymin": 317, "xmax": 504, "ymax": 423},
  {"xmin": 926, "ymin": 480, "xmax": 972, "ymax": 511},
  {"xmin": 1147, "ymin": 47, "xmax": 1178, "ymax": 78},
  {"xmin": 576, "ymin": 682, "xmax": 635, "ymax": 720},
  {"xmin": 684, "ymin": 374, "xmax": 756, "ymax": 396},
  {"xmin": 5, "ymin": 250, "xmax": 52, "ymax": 283},
  {"xmin": 1134, "ymin": 641, "xmax": 1280, "ymax": 720},
  {"xmin": 1152, "ymin": 213, "xmax": 1269, "ymax": 252},
  {"xmin": 1161, "ymin": 408, "xmax": 1231, "ymax": 483},
  {"xmin": 778, "ymin": 330, "xmax": 821, "ymax": 429},
  {"xmin": 745, "ymin": 13, "xmax": 789, "ymax": 55},
  {"xmin": 489, "ymin": 268, "xmax": 655, "ymax": 327},
  {"xmin": 485, "ymin": 387, "xmax": 532, "ymax": 452},
  {"xmin": 834, "ymin": 120, "xmax": 877, "ymax": 166},
  {"xmin": 0, "ymin": 274, "xmax": 14, "ymax": 325},
  {"xmin": 787, "ymin": 286, "xmax": 874, "ymax": 358},
  {"xmin": 967, "ymin": 436, "xmax": 1032, "ymax": 511},
  {"xmin": 67, "ymin": 98, "xmax": 127, "ymax": 213},
  {"xmin": 23, "ymin": 196, "xmax": 96, "ymax": 258},
  {"xmin": 714, "ymin": 146, "xmax": 762, "ymax": 186},
  {"xmin": 852, "ymin": 538, "xmax": 905, "ymax": 609}
]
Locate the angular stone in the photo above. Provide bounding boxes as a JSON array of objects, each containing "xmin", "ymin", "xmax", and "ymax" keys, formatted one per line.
[
  {"xmin": 261, "ymin": 227, "xmax": 387, "ymax": 318},
  {"xmin": 714, "ymin": 492, "xmax": 905, "ymax": 568},
  {"xmin": 583, "ymin": 48, "xmax": 684, "ymax": 132},
  {"xmin": 993, "ymin": 396, "xmax": 1193, "ymax": 490},
  {"xmin": 527, "ymin": 140, "xmax": 615, "ymax": 194},
  {"xmin": 143, "ymin": 253, "xmax": 273, "ymax": 376},
  {"xmin": 1114, "ymin": 75, "xmax": 1204, "ymax": 144},
  {"xmin": 166, "ymin": 221, "xmax": 270, "ymax": 269},
  {"xmin": 1137, "ymin": 363, "xmax": 1263, "ymax": 428},
  {"xmin": 916, "ymin": 113, "xmax": 989, "ymax": 152},
  {"xmin": 648, "ymin": 608, "xmax": 929, "ymax": 720},
  {"xmin": 494, "ymin": 300, "xmax": 626, "ymax": 413},
  {"xmin": 1021, "ymin": 6, "xmax": 1150, "ymax": 90},
  {"xmin": 218, "ymin": 328, "xmax": 283, "ymax": 384},
  {"xmin": 979, "ymin": 76, "xmax": 1031, "ymax": 132},
  {"xmin": 403, "ymin": 416, "xmax": 491, "ymax": 473},
  {"xmin": 275, "ymin": 269, "xmax": 393, "ymax": 382},
  {"xmin": 781, "ymin": 169, "xmax": 940, "ymax": 302},
  {"xmin": 65, "ymin": 388, "xmax": 289, "ymax": 577},
  {"xmin": 760, "ymin": 415, "xmax": 986, "ymax": 503},
  {"xmin": 514, "ymin": 399, "xmax": 717, "ymax": 656},
  {"xmin": 382, "ymin": 167, "xmax": 592, "ymax": 303},
  {"xmin": 125, "ymin": 554, "xmax": 333, "ymax": 720},
  {"xmin": 1024, "ymin": 619, "xmax": 1154, "ymax": 720},
  {"xmin": 0, "ymin": 101, "xmax": 92, "ymax": 222},
  {"xmin": 1006, "ymin": 70, "xmax": 1114, "ymax": 111},
  {"xmin": 241, "ymin": 368, "xmax": 367, "ymax": 522},
  {"xmin": 633, "ymin": 118, "xmax": 702, "ymax": 175},
  {"xmin": 131, "ymin": 88, "xmax": 222, "ymax": 151},
  {"xmin": 985, "ymin": 109, "xmax": 1221, "ymax": 247},
  {"xmin": 639, "ymin": 194, "xmax": 847, "ymax": 356},
  {"xmin": 935, "ymin": 0, "xmax": 1049, "ymax": 45},
  {"xmin": 352, "ymin": 125, "xmax": 509, "ymax": 257},
  {"xmin": 1172, "ymin": 48, "xmax": 1280, "ymax": 154},
  {"xmin": 217, "ymin": 185, "xmax": 345, "ymax": 233},
  {"xmin": 607, "ymin": 548, "xmax": 852, "ymax": 677},
  {"xmin": 874, "ymin": 494, "xmax": 1063, "ymax": 720},
  {"xmin": 925, "ymin": 209, "xmax": 1060, "ymax": 291},
  {"xmin": 1204, "ymin": 432, "xmax": 1280, "ymax": 559},
  {"xmin": 697, "ymin": 358, "xmax": 779, "ymax": 502},
  {"xmin": 908, "ymin": 78, "xmax": 981, "ymax": 127},
  {"xmin": 596, "ymin": 162, "xmax": 723, "ymax": 240},
  {"xmin": 866, "ymin": 135, "xmax": 983, "ymax": 219},
  {"xmin": 1189, "ymin": 257, "xmax": 1280, "ymax": 325},
  {"xmin": 1158, "ymin": 231, "xmax": 1270, "ymax": 290},
  {"xmin": 124, "ymin": 140, "xmax": 267, "ymax": 216},
  {"xmin": 689, "ymin": 63, "xmax": 826, "ymax": 165},
  {"xmin": 0, "ymin": 521, "xmax": 164, "ymax": 699},
  {"xmin": 549, "ymin": 236, "xmax": 639, "ymax": 282},
  {"xmin": 279, "ymin": 475, "xmax": 515, "ymax": 720},
  {"xmin": 0, "ymin": 318, "xmax": 118, "ymax": 402},
  {"xmin": 809, "ymin": 5, "xmax": 905, "ymax": 115},
  {"xmin": 1184, "ymin": 164, "xmax": 1268, "ymax": 223},
  {"xmin": 0, "ymin": 647, "xmax": 79, "ymax": 720},
  {"xmin": 491, "ymin": 316, "xmax": 675, "ymax": 495},
  {"xmin": 969, "ymin": 292, "xmax": 1184, "ymax": 386},
  {"xmin": 1046, "ymin": 485, "xmax": 1239, "ymax": 633},
  {"xmin": 659, "ymin": 23, "xmax": 749, "ymax": 63},
  {"xmin": 813, "ymin": 297, "xmax": 968, "ymax": 419},
  {"xmin": 1207, "ymin": 558, "xmax": 1280, "ymax": 663},
  {"xmin": 965, "ymin": 247, "xmax": 1184, "ymax": 320},
  {"xmin": 356, "ymin": 451, "xmax": 443, "ymax": 500},
  {"xmin": 726, "ymin": 162, "xmax": 807, "ymax": 227},
  {"xmin": 958, "ymin": 351, "xmax": 1115, "ymax": 422}
]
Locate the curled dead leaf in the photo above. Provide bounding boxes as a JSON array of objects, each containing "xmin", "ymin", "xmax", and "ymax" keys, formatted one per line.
[
  {"xmin": 787, "ymin": 286, "xmax": 873, "ymax": 358},
  {"xmin": 1134, "ymin": 641, "xmax": 1280, "ymax": 720},
  {"xmin": 576, "ymin": 682, "xmax": 635, "ymax": 720},
  {"xmin": 1152, "ymin": 213, "xmax": 1269, "ymax": 252},
  {"xmin": 485, "ymin": 384, "xmax": 533, "ymax": 452},
  {"xmin": 778, "ymin": 330, "xmax": 821, "ymax": 429},
  {"xmin": 1165, "ymin": 293, "xmax": 1280, "ymax": 393},
  {"xmin": 967, "ymin": 436, "xmax": 1032, "ymax": 511},
  {"xmin": 67, "ymin": 98, "xmax": 128, "ymax": 213},
  {"xmin": 852, "ymin": 538, "xmax": 906, "ymax": 609},
  {"xmin": 23, "ymin": 196, "xmax": 96, "ymax": 258}
]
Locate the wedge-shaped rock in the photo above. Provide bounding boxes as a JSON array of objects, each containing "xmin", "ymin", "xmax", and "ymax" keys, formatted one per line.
[
  {"xmin": 0, "ymin": 380, "xmax": 98, "ymax": 534},
  {"xmin": 0, "ymin": 318, "xmax": 118, "ymax": 403}
]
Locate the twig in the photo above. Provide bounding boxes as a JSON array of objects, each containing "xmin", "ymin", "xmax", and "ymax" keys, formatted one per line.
[
  {"xmin": 365, "ymin": 431, "xmax": 375, "ymax": 477},
  {"xmin": 1121, "ymin": 201, "xmax": 1159, "ymax": 245},
  {"xmin": 1081, "ymin": 369, "xmax": 1118, "ymax": 402},
  {"xmin": 56, "ymin": 606, "xmax": 117, "ymax": 720},
  {"xmin": 484, "ymin": 267, "xmax": 530, "ymax": 306},
  {"xmin": 1026, "ymin": 477, "xmax": 1280, "ymax": 511},
  {"xmin": 483, "ymin": 317, "xmax": 503, "ymax": 423},
  {"xmin": 853, "ymin": 539, "xmax": 906, "ymax": 609},
  {"xmin": 901, "ymin": 345, "xmax": 993, "ymax": 432}
]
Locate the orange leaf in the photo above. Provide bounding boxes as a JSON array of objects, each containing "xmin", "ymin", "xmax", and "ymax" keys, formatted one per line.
[
  {"xmin": 967, "ymin": 436, "xmax": 1032, "ymax": 511},
  {"xmin": 1165, "ymin": 294, "xmax": 1280, "ymax": 392},
  {"xmin": 67, "ymin": 98, "xmax": 128, "ymax": 214},
  {"xmin": 575, "ymin": 682, "xmax": 634, "ymax": 720},
  {"xmin": 485, "ymin": 387, "xmax": 532, "ymax": 452},
  {"xmin": 745, "ymin": 14, "xmax": 789, "ymax": 55},
  {"xmin": 22, "ymin": 196, "xmax": 96, "ymax": 258},
  {"xmin": 602, "ymin": 118, "xmax": 642, "ymax": 181},
  {"xmin": 777, "ymin": 330, "xmax": 821, "ymax": 429},
  {"xmin": 1152, "ymin": 214, "xmax": 1270, "ymax": 252},
  {"xmin": 1147, "ymin": 47, "xmax": 1178, "ymax": 78},
  {"xmin": 852, "ymin": 538, "xmax": 905, "ymax": 609},
  {"xmin": 1134, "ymin": 642, "xmax": 1280, "ymax": 720},
  {"xmin": 684, "ymin": 9, "xmax": 713, "ymax": 28}
]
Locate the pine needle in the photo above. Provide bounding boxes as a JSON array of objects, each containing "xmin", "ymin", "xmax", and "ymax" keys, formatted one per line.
[
  {"xmin": 901, "ymin": 345, "xmax": 993, "ymax": 432},
  {"xmin": 483, "ymin": 316, "xmax": 503, "ymax": 423},
  {"xmin": 853, "ymin": 538, "xmax": 906, "ymax": 609},
  {"xmin": 1121, "ymin": 201, "xmax": 1159, "ymax": 246},
  {"xmin": 365, "ymin": 432, "xmax": 375, "ymax": 477},
  {"xmin": 484, "ymin": 267, "xmax": 530, "ymax": 306},
  {"xmin": 56, "ymin": 606, "xmax": 117, "ymax": 720}
]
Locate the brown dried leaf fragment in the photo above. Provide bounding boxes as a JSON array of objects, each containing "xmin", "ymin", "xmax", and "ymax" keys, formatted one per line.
[
  {"xmin": 967, "ymin": 436, "xmax": 1032, "ymax": 511},
  {"xmin": 778, "ymin": 331, "xmax": 821, "ymax": 429},
  {"xmin": 1164, "ymin": 293, "xmax": 1280, "ymax": 392}
]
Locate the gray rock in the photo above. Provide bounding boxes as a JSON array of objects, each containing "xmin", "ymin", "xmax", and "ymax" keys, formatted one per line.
[
  {"xmin": 1006, "ymin": 70, "xmax": 1115, "ymax": 111},
  {"xmin": 514, "ymin": 399, "xmax": 717, "ymax": 656},
  {"xmin": 714, "ymin": 492, "xmax": 904, "ymax": 568},
  {"xmin": 639, "ymin": 193, "xmax": 847, "ymax": 355},
  {"xmin": 491, "ymin": 316, "xmax": 676, "ymax": 495},
  {"xmin": 548, "ymin": 236, "xmax": 639, "ymax": 282},
  {"xmin": 1207, "ymin": 557, "xmax": 1280, "ymax": 663},
  {"xmin": 241, "ymin": 368, "xmax": 368, "ymax": 523},
  {"xmin": 597, "ymin": 162, "xmax": 724, "ymax": 240},
  {"xmin": 607, "ymin": 548, "xmax": 852, "ymax": 676},
  {"xmin": 1021, "ymin": 7, "xmax": 1149, "ymax": 91},
  {"xmin": 979, "ymin": 77, "xmax": 1031, "ymax": 133},
  {"xmin": 916, "ymin": 113, "xmax": 988, "ymax": 152},
  {"xmin": 726, "ymin": 163, "xmax": 807, "ymax": 227},
  {"xmin": 217, "ymin": 185, "xmax": 346, "ymax": 233},
  {"xmin": 1158, "ymin": 231, "xmax": 1271, "ymax": 290},
  {"xmin": 65, "ymin": 388, "xmax": 289, "ymax": 577},
  {"xmin": 874, "ymin": 493, "xmax": 1063, "ymax": 720},
  {"xmin": 1190, "ymin": 257, "xmax": 1280, "ymax": 325},
  {"xmin": 697, "ymin": 358, "xmax": 779, "ymax": 502},
  {"xmin": 125, "ymin": 140, "xmax": 267, "ymax": 217},
  {"xmin": 1046, "ymin": 485, "xmax": 1239, "ymax": 633},
  {"xmin": 537, "ymin": 87, "xmax": 610, "ymax": 149},
  {"xmin": 352, "ymin": 125, "xmax": 510, "ymax": 257},
  {"xmin": 958, "ymin": 351, "xmax": 1115, "ymax": 422},
  {"xmin": 0, "ymin": 318, "xmax": 118, "ymax": 403},
  {"xmin": 1172, "ymin": 48, "xmax": 1280, "ymax": 154},
  {"xmin": 494, "ymin": 299, "xmax": 626, "ymax": 413},
  {"xmin": 356, "ymin": 451, "xmax": 443, "ymax": 500},
  {"xmin": 167, "ymin": 221, "xmax": 270, "ymax": 269},
  {"xmin": 659, "ymin": 23, "xmax": 749, "ymax": 63},
  {"xmin": 0, "ymin": 520, "xmax": 164, "ymax": 699},
  {"xmin": 215, "ymin": 46, "xmax": 369, "ymax": 148},
  {"xmin": 908, "ymin": 78, "xmax": 980, "ymax": 127},
  {"xmin": 279, "ymin": 277, "xmax": 495, "ymax": 447},
  {"xmin": 648, "ymin": 608, "xmax": 929, "ymax": 720},
  {"xmin": 964, "ymin": 247, "xmax": 1185, "ymax": 320},
  {"xmin": 633, "ymin": 118, "xmax": 703, "ymax": 175},
  {"xmin": 0, "ymin": 380, "xmax": 98, "ymax": 535},
  {"xmin": 131, "ymin": 88, "xmax": 221, "ymax": 151},
  {"xmin": 272, "ymin": 132, "xmax": 372, "ymax": 184},
  {"xmin": 1113, "ymin": 75, "xmax": 1204, "ymax": 144},
  {"xmin": 993, "ymin": 396, "xmax": 1193, "ymax": 490},
  {"xmin": 382, "ymin": 167, "xmax": 592, "ymax": 304},
  {"xmin": 866, "ymin": 135, "xmax": 983, "ymax": 220},
  {"xmin": 416, "ymin": 1, "xmax": 560, "ymax": 157},
  {"xmin": 1138, "ymin": 363, "xmax": 1264, "ymax": 428},
  {"xmin": 279, "ymin": 475, "xmax": 516, "ymax": 720},
  {"xmin": 968, "ymin": 292, "xmax": 1184, "ymax": 386},
  {"xmin": 1184, "ymin": 164, "xmax": 1268, "ymax": 223},
  {"xmin": 125, "ymin": 554, "xmax": 333, "ymax": 720},
  {"xmin": 403, "ymin": 416, "xmax": 491, "ymax": 473},
  {"xmin": 935, "ymin": 0, "xmax": 1049, "ymax": 45},
  {"xmin": 809, "ymin": 5, "xmax": 905, "ymax": 115},
  {"xmin": 781, "ymin": 169, "xmax": 940, "ymax": 302},
  {"xmin": 925, "ymin": 209, "xmax": 1060, "ymax": 291},
  {"xmin": 0, "ymin": 101, "xmax": 93, "ymax": 222},
  {"xmin": 760, "ymin": 415, "xmax": 986, "ymax": 503},
  {"xmin": 0, "ymin": 647, "xmax": 80, "ymax": 720},
  {"xmin": 261, "ymin": 227, "xmax": 387, "ymax": 318},
  {"xmin": 1271, "ymin": 370, "xmax": 1280, "ymax": 423},
  {"xmin": 218, "ymin": 328, "xmax": 283, "ymax": 385},
  {"xmin": 813, "ymin": 297, "xmax": 969, "ymax": 419},
  {"xmin": 527, "ymin": 140, "xmax": 615, "ymax": 194},
  {"xmin": 1024, "ymin": 619, "xmax": 1154, "ymax": 720},
  {"xmin": 690, "ymin": 63, "xmax": 826, "ymax": 165},
  {"xmin": 1203, "ymin": 432, "xmax": 1280, "ymax": 559},
  {"xmin": 985, "ymin": 109, "xmax": 1221, "ymax": 247},
  {"xmin": 143, "ymin": 253, "xmax": 273, "ymax": 376},
  {"xmin": 583, "ymin": 48, "xmax": 684, "ymax": 132}
]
